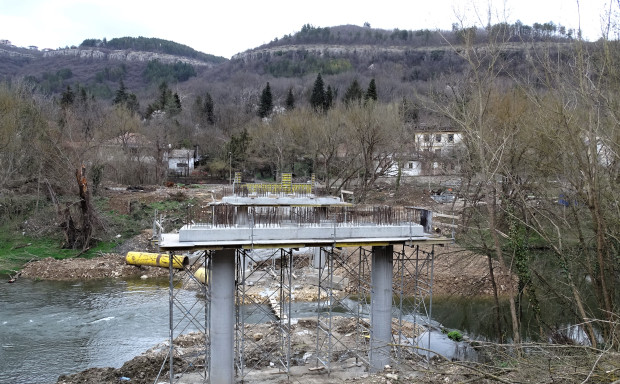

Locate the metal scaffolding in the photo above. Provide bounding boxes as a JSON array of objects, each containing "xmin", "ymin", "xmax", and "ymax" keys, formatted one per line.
[
  {"xmin": 154, "ymin": 250, "xmax": 210, "ymax": 383},
  {"xmin": 234, "ymin": 248, "xmax": 293, "ymax": 380},
  {"xmin": 393, "ymin": 245, "xmax": 436, "ymax": 364},
  {"xmin": 155, "ymin": 196, "xmax": 447, "ymax": 383}
]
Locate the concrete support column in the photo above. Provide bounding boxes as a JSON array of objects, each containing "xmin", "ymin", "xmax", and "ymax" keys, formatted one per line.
[
  {"xmin": 209, "ymin": 248, "xmax": 235, "ymax": 384},
  {"xmin": 369, "ymin": 245, "xmax": 393, "ymax": 372},
  {"xmin": 312, "ymin": 247, "xmax": 326, "ymax": 269},
  {"xmin": 312, "ymin": 208, "xmax": 329, "ymax": 269}
]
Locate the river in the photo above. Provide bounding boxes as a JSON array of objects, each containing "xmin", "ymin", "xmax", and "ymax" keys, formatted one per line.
[
  {"xmin": 0, "ymin": 276, "xmax": 581, "ymax": 384},
  {"xmin": 0, "ymin": 277, "xmax": 183, "ymax": 384}
]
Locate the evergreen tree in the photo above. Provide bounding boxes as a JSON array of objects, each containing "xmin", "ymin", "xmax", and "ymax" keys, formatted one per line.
[
  {"xmin": 113, "ymin": 80, "xmax": 128, "ymax": 105},
  {"xmin": 226, "ymin": 128, "xmax": 251, "ymax": 167},
  {"xmin": 285, "ymin": 87, "xmax": 295, "ymax": 110},
  {"xmin": 343, "ymin": 79, "xmax": 363, "ymax": 106},
  {"xmin": 146, "ymin": 81, "xmax": 180, "ymax": 118},
  {"xmin": 258, "ymin": 82, "xmax": 273, "ymax": 118},
  {"xmin": 113, "ymin": 80, "xmax": 139, "ymax": 114},
  {"xmin": 310, "ymin": 73, "xmax": 325, "ymax": 112},
  {"xmin": 60, "ymin": 85, "xmax": 75, "ymax": 108},
  {"xmin": 78, "ymin": 87, "xmax": 88, "ymax": 104},
  {"xmin": 125, "ymin": 93, "xmax": 139, "ymax": 114},
  {"xmin": 324, "ymin": 85, "xmax": 334, "ymax": 111},
  {"xmin": 204, "ymin": 92, "xmax": 215, "ymax": 125},
  {"xmin": 158, "ymin": 81, "xmax": 170, "ymax": 110},
  {"xmin": 364, "ymin": 78, "xmax": 377, "ymax": 102},
  {"xmin": 171, "ymin": 92, "xmax": 182, "ymax": 115}
]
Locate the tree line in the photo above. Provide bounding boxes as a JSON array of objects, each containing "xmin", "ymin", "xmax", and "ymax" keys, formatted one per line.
[
  {"xmin": 426, "ymin": 26, "xmax": 620, "ymax": 350},
  {"xmin": 262, "ymin": 20, "xmax": 577, "ymax": 51}
]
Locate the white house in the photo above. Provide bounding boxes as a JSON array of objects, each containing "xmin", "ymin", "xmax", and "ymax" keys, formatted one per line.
[
  {"xmin": 383, "ymin": 159, "xmax": 423, "ymax": 177},
  {"xmin": 400, "ymin": 160, "xmax": 423, "ymax": 176},
  {"xmin": 414, "ymin": 125, "xmax": 463, "ymax": 156},
  {"xmin": 167, "ymin": 148, "xmax": 195, "ymax": 176},
  {"xmin": 378, "ymin": 125, "xmax": 464, "ymax": 179}
]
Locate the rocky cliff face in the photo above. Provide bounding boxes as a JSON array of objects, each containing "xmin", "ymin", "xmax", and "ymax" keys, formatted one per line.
[
  {"xmin": 42, "ymin": 48, "xmax": 213, "ymax": 67},
  {"xmin": 0, "ymin": 47, "xmax": 36, "ymax": 59},
  {"xmin": 231, "ymin": 44, "xmax": 413, "ymax": 62}
]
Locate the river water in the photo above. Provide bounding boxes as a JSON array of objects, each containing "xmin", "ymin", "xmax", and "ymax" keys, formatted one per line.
[
  {"xmin": 0, "ymin": 277, "xmax": 185, "ymax": 384},
  {"xmin": 0, "ymin": 276, "xmax": 577, "ymax": 384}
]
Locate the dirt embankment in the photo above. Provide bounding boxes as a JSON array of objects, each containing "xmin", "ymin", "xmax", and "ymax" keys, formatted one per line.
[
  {"xmin": 430, "ymin": 244, "xmax": 515, "ymax": 296},
  {"xmin": 18, "ymin": 229, "xmax": 169, "ymax": 280},
  {"xmin": 19, "ymin": 252, "xmax": 168, "ymax": 280}
]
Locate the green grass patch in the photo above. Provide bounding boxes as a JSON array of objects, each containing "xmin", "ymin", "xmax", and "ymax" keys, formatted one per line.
[
  {"xmin": 0, "ymin": 234, "xmax": 77, "ymax": 274},
  {"xmin": 0, "ymin": 231, "xmax": 120, "ymax": 275},
  {"xmin": 148, "ymin": 198, "xmax": 191, "ymax": 212},
  {"xmin": 0, "ymin": 198, "xmax": 128, "ymax": 274}
]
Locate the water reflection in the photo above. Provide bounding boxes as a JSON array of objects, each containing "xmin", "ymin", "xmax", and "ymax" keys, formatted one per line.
[{"xmin": 429, "ymin": 295, "xmax": 594, "ymax": 344}]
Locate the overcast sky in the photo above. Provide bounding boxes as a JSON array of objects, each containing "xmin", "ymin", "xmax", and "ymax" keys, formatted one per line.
[{"xmin": 0, "ymin": 0, "xmax": 615, "ymax": 59}]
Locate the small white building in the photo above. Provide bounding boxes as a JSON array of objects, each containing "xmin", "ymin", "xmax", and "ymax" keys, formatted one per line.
[
  {"xmin": 167, "ymin": 148, "xmax": 195, "ymax": 176},
  {"xmin": 383, "ymin": 159, "xmax": 423, "ymax": 177},
  {"xmin": 400, "ymin": 160, "xmax": 423, "ymax": 176},
  {"xmin": 414, "ymin": 127, "xmax": 463, "ymax": 156}
]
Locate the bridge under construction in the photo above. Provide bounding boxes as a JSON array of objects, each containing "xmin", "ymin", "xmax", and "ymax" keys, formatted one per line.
[{"xmin": 155, "ymin": 176, "xmax": 452, "ymax": 383}]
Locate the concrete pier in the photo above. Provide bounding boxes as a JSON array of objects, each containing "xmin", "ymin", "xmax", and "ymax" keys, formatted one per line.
[
  {"xmin": 209, "ymin": 249, "xmax": 235, "ymax": 384},
  {"xmin": 369, "ymin": 245, "xmax": 393, "ymax": 372},
  {"xmin": 312, "ymin": 247, "xmax": 326, "ymax": 268}
]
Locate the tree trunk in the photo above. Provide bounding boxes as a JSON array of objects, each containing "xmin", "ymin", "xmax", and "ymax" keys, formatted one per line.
[
  {"xmin": 487, "ymin": 253, "xmax": 503, "ymax": 342},
  {"xmin": 486, "ymin": 184, "xmax": 521, "ymax": 346},
  {"xmin": 61, "ymin": 203, "xmax": 78, "ymax": 249},
  {"xmin": 75, "ymin": 165, "xmax": 93, "ymax": 251}
]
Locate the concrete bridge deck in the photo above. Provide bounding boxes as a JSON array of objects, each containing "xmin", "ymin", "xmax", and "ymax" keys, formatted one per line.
[{"xmin": 159, "ymin": 224, "xmax": 450, "ymax": 251}]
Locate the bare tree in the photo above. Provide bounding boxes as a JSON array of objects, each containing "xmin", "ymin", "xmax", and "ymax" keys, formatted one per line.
[
  {"xmin": 342, "ymin": 101, "xmax": 402, "ymax": 200},
  {"xmin": 428, "ymin": 19, "xmax": 525, "ymax": 345},
  {"xmin": 523, "ymin": 35, "xmax": 620, "ymax": 347}
]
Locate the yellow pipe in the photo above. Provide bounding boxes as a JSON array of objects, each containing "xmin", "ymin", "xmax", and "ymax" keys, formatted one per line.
[
  {"xmin": 193, "ymin": 268, "xmax": 208, "ymax": 285},
  {"xmin": 125, "ymin": 252, "xmax": 188, "ymax": 269}
]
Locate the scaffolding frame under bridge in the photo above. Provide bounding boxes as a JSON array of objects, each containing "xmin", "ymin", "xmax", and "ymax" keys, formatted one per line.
[{"xmin": 155, "ymin": 200, "xmax": 451, "ymax": 383}]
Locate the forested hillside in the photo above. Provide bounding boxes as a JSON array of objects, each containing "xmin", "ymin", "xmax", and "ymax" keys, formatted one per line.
[{"xmin": 0, "ymin": 36, "xmax": 225, "ymax": 99}]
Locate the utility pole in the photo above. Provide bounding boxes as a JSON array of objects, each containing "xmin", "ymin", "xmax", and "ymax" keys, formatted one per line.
[{"xmin": 229, "ymin": 151, "xmax": 232, "ymax": 185}]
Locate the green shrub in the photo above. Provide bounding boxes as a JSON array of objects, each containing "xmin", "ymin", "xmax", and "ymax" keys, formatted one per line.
[{"xmin": 447, "ymin": 330, "xmax": 463, "ymax": 342}]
